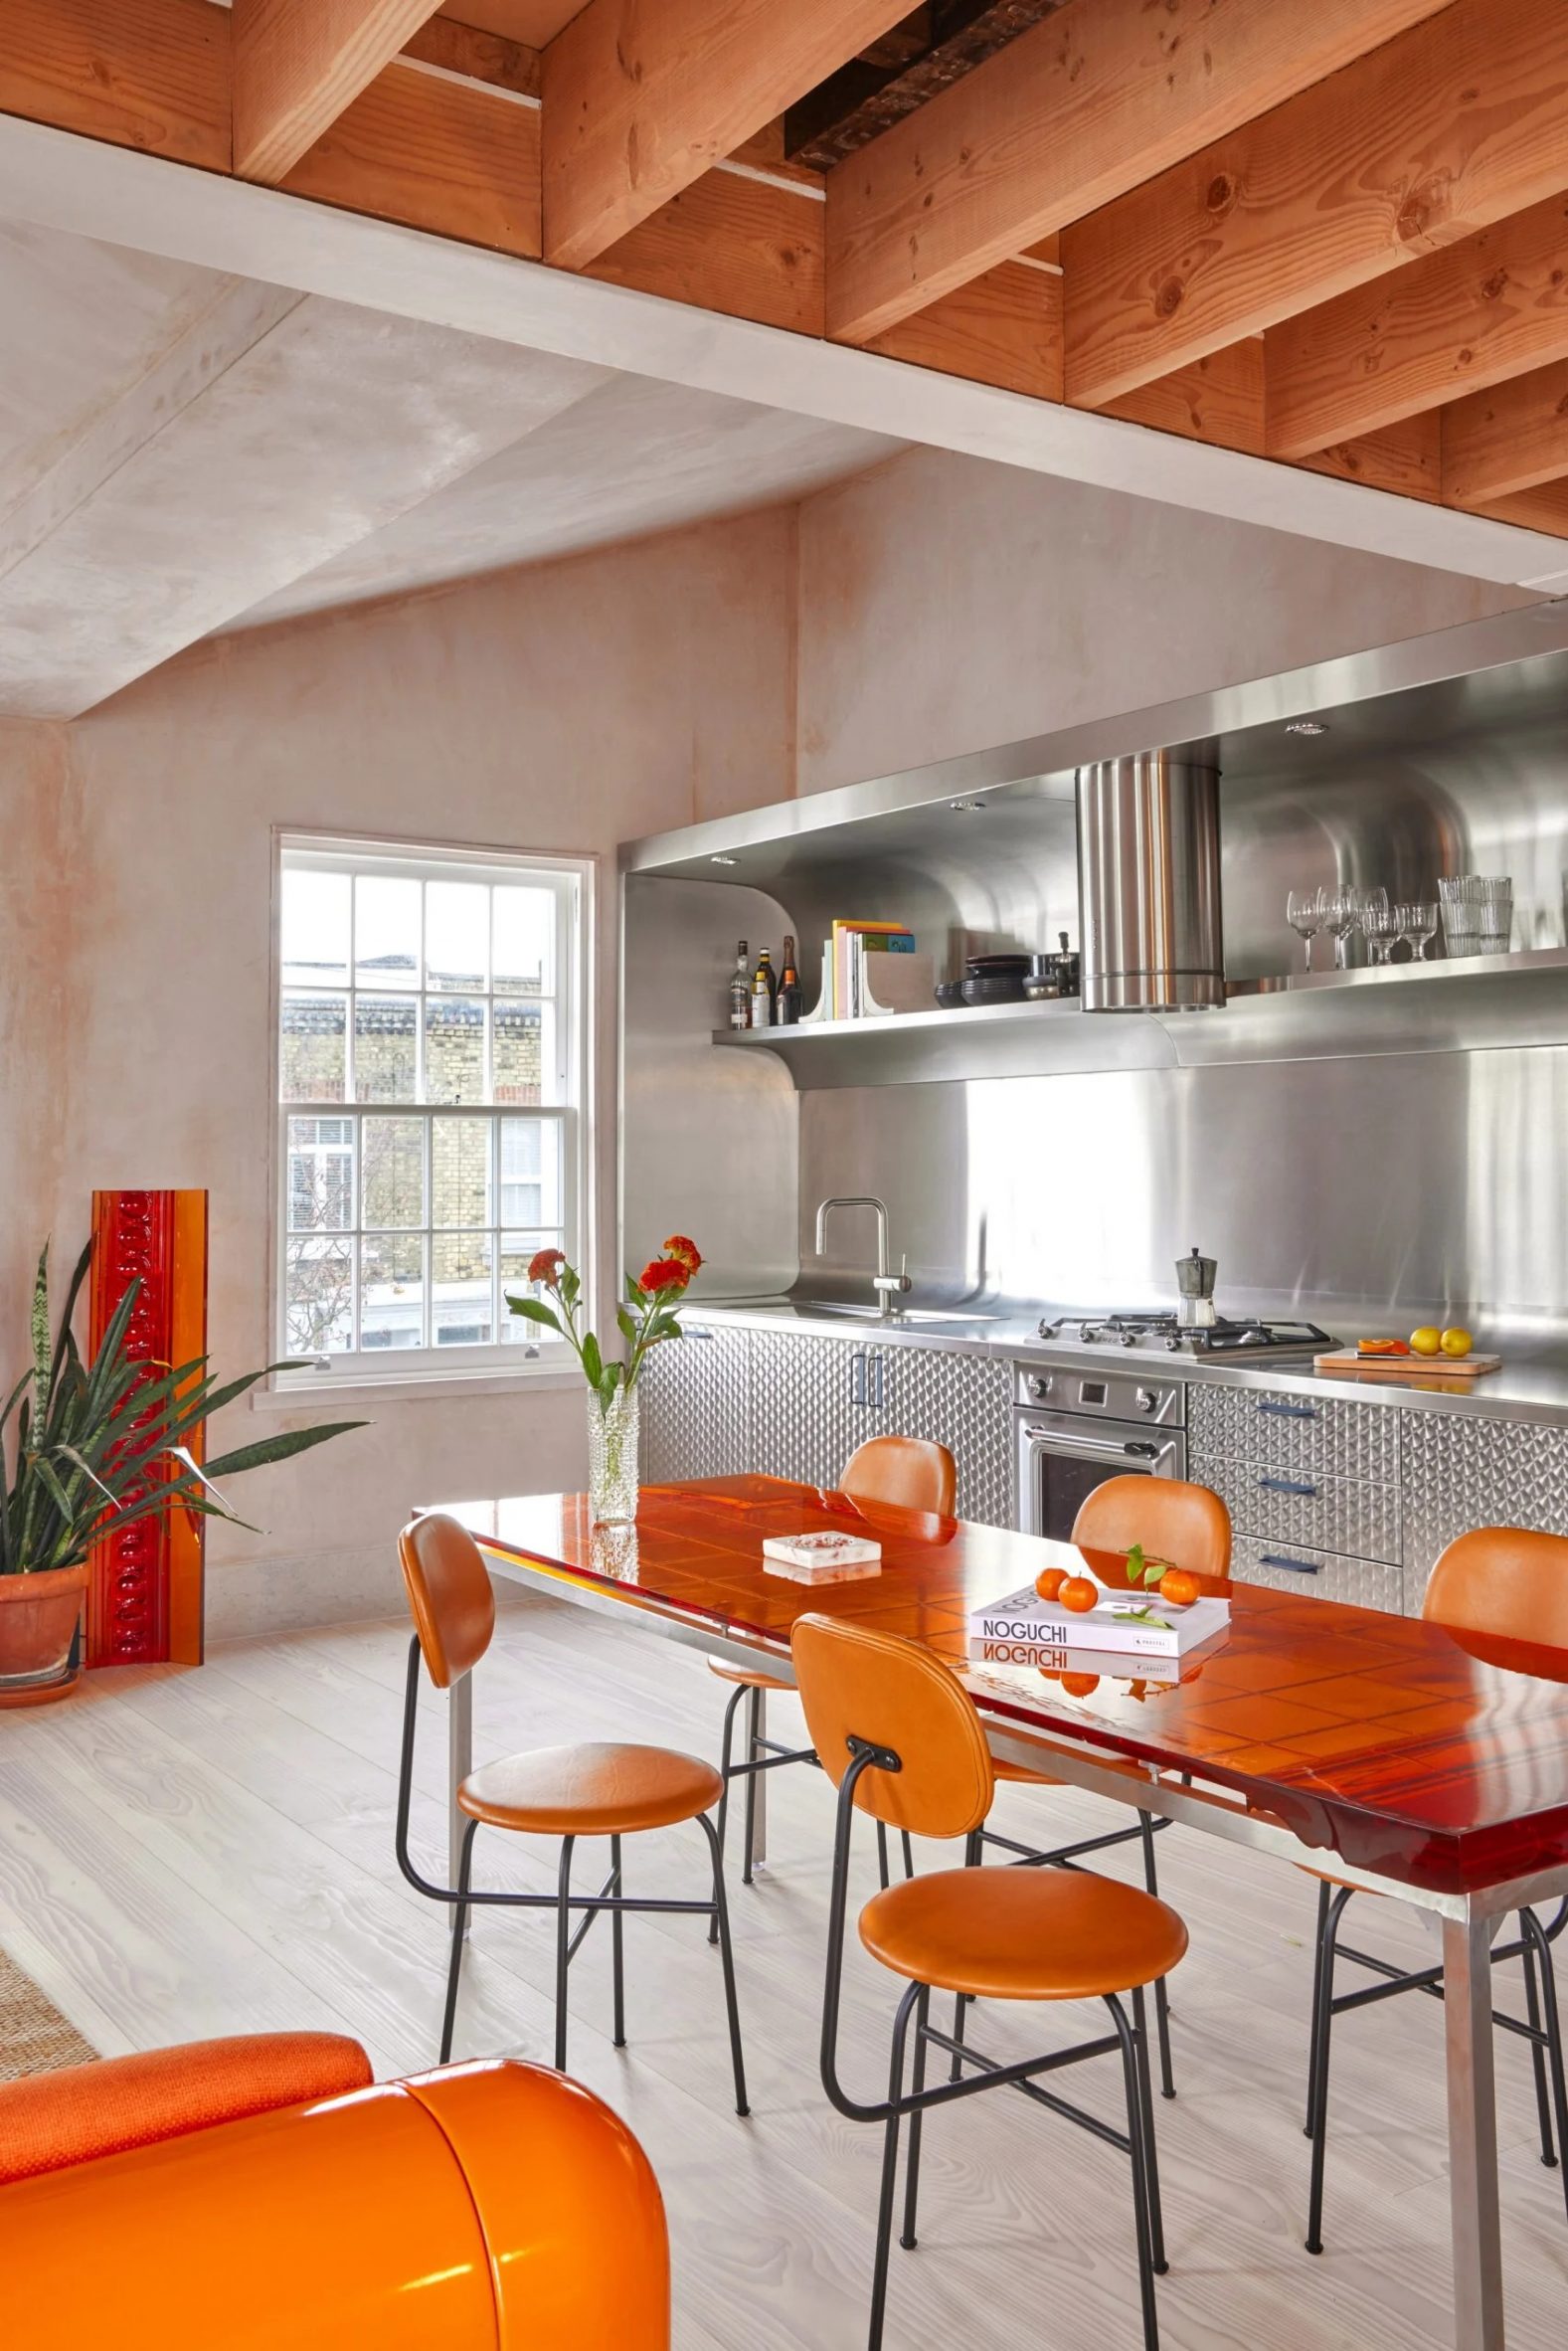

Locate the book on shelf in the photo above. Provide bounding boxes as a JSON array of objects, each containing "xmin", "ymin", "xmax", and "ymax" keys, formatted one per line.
[
  {"xmin": 967, "ymin": 1581, "xmax": 1229, "ymax": 1659},
  {"xmin": 763, "ymin": 1531, "xmax": 883, "ymax": 1582},
  {"xmin": 831, "ymin": 920, "xmax": 915, "ymax": 1018}
]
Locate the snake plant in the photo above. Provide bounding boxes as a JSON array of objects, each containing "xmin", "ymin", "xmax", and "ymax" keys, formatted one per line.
[{"xmin": 1, "ymin": 1240, "xmax": 362, "ymax": 1576}]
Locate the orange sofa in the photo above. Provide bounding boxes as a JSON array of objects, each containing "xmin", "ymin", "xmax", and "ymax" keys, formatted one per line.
[{"xmin": 0, "ymin": 2031, "xmax": 668, "ymax": 2347}]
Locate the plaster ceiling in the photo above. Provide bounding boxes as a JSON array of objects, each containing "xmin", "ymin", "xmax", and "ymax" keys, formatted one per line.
[{"xmin": 0, "ymin": 219, "xmax": 901, "ymax": 718}]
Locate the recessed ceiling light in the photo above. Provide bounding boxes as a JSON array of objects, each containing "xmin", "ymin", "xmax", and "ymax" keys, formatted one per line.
[
  {"xmin": 1286, "ymin": 719, "xmax": 1329, "ymax": 736},
  {"xmin": 949, "ymin": 798, "xmax": 986, "ymax": 812},
  {"xmin": 709, "ymin": 853, "xmax": 738, "ymax": 867}
]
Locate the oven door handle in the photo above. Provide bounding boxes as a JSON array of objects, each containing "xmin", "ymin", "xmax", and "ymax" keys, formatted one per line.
[{"xmin": 1022, "ymin": 1428, "xmax": 1162, "ymax": 1461}]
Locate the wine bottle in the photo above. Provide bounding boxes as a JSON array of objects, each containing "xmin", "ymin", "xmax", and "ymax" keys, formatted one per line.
[
  {"xmin": 752, "ymin": 947, "xmax": 777, "ymax": 1025},
  {"xmin": 777, "ymin": 936, "xmax": 802, "ymax": 1026},
  {"xmin": 728, "ymin": 940, "xmax": 751, "ymax": 1030}
]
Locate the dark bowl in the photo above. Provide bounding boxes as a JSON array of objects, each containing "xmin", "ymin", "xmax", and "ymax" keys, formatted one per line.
[
  {"xmin": 960, "ymin": 975, "xmax": 1028, "ymax": 1007},
  {"xmin": 965, "ymin": 952, "xmax": 1032, "ymax": 978},
  {"xmin": 934, "ymin": 981, "xmax": 965, "ymax": 1010}
]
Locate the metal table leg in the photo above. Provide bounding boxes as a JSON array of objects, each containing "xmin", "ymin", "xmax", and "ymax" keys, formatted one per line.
[
  {"xmin": 749, "ymin": 1688, "xmax": 768, "ymax": 1873},
  {"xmin": 1443, "ymin": 1908, "xmax": 1505, "ymax": 2348},
  {"xmin": 448, "ymin": 1670, "xmax": 472, "ymax": 1942}
]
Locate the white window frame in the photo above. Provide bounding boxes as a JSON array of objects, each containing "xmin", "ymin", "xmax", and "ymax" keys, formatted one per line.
[{"xmin": 269, "ymin": 831, "xmax": 593, "ymax": 1397}]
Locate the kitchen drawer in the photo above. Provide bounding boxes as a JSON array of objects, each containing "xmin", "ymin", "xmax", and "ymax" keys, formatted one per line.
[
  {"xmin": 1200, "ymin": 1456, "xmax": 1402, "ymax": 1566},
  {"xmin": 1401, "ymin": 1410, "xmax": 1568, "ymax": 1601},
  {"xmin": 640, "ymin": 1326, "xmax": 750, "ymax": 1484},
  {"xmin": 1188, "ymin": 1380, "xmax": 1400, "ymax": 1482},
  {"xmin": 879, "ymin": 1346, "xmax": 1011, "ymax": 1529},
  {"xmin": 1229, "ymin": 1536, "xmax": 1404, "ymax": 1616}
]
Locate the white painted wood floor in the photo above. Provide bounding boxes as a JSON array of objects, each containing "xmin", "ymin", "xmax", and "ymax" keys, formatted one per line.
[{"xmin": 2, "ymin": 1590, "xmax": 1566, "ymax": 2350}]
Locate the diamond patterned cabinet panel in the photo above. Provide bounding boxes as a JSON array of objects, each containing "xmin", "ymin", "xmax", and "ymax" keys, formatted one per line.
[
  {"xmin": 1230, "ymin": 1536, "xmax": 1404, "ymax": 1616},
  {"xmin": 640, "ymin": 1328, "xmax": 751, "ymax": 1484},
  {"xmin": 877, "ymin": 1346, "xmax": 1012, "ymax": 1528},
  {"xmin": 1402, "ymin": 1411, "xmax": 1568, "ymax": 1603},
  {"xmin": 749, "ymin": 1331, "xmax": 865, "ymax": 1491},
  {"xmin": 1197, "ymin": 1456, "xmax": 1403, "ymax": 1565},
  {"xmin": 1189, "ymin": 1381, "xmax": 1401, "ymax": 1481}
]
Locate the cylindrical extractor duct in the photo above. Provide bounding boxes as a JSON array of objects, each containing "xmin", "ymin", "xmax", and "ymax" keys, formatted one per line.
[{"xmin": 1075, "ymin": 752, "xmax": 1224, "ymax": 1011}]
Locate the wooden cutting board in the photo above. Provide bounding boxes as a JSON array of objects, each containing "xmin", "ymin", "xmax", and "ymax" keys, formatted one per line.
[{"xmin": 1313, "ymin": 1348, "xmax": 1500, "ymax": 1381}]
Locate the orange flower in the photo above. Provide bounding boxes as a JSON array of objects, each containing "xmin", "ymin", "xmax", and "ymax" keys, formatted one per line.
[
  {"xmin": 527, "ymin": 1247, "xmax": 566, "ymax": 1286},
  {"xmin": 662, "ymin": 1233, "xmax": 703, "ymax": 1275},
  {"xmin": 639, "ymin": 1257, "xmax": 690, "ymax": 1296}
]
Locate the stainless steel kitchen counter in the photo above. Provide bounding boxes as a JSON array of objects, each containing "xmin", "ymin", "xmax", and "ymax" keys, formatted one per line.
[{"xmin": 685, "ymin": 1298, "xmax": 1568, "ymax": 1428}]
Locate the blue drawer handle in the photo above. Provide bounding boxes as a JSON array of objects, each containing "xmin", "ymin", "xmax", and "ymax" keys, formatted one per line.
[
  {"xmin": 1258, "ymin": 1401, "xmax": 1317, "ymax": 1420},
  {"xmin": 1260, "ymin": 1476, "xmax": 1318, "ymax": 1497},
  {"xmin": 1260, "ymin": 1553, "xmax": 1321, "ymax": 1575}
]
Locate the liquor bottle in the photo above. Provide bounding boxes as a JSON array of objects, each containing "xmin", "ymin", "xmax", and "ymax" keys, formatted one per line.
[
  {"xmin": 777, "ymin": 936, "xmax": 802, "ymax": 1026},
  {"xmin": 751, "ymin": 949, "xmax": 774, "ymax": 1028},
  {"xmin": 728, "ymin": 940, "xmax": 751, "ymax": 1030}
]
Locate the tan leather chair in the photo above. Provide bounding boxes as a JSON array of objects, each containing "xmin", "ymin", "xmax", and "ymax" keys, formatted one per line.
[
  {"xmin": 1302, "ymin": 1525, "xmax": 1568, "ymax": 2253},
  {"xmin": 1, "ymin": 2036, "xmax": 669, "ymax": 2348},
  {"xmin": 793, "ymin": 1612, "xmax": 1185, "ymax": 2351},
  {"xmin": 707, "ymin": 1437, "xmax": 958, "ymax": 1910},
  {"xmin": 396, "ymin": 1513, "xmax": 747, "ymax": 2110}
]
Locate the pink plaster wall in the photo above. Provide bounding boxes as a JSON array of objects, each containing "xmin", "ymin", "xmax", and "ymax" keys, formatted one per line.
[{"xmin": 0, "ymin": 717, "xmax": 78, "ymax": 1356}]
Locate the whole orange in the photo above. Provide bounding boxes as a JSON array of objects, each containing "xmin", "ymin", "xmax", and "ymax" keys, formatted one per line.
[
  {"xmin": 1059, "ymin": 1575, "xmax": 1100, "ymax": 1614},
  {"xmin": 1034, "ymin": 1566, "xmax": 1069, "ymax": 1603},
  {"xmin": 1157, "ymin": 1568, "xmax": 1200, "ymax": 1608},
  {"xmin": 1061, "ymin": 1672, "xmax": 1101, "ymax": 1698}
]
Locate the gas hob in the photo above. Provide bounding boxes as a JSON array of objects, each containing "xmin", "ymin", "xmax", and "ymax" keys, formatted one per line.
[{"xmin": 1036, "ymin": 1311, "xmax": 1340, "ymax": 1358}]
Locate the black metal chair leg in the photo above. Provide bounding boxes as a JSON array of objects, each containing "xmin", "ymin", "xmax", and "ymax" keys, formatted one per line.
[
  {"xmin": 1137, "ymin": 1812, "xmax": 1176, "ymax": 2098},
  {"xmin": 741, "ymin": 1687, "xmax": 763, "ymax": 1887},
  {"xmin": 698, "ymin": 1811, "xmax": 750, "ymax": 2117},
  {"xmin": 900, "ymin": 1829, "xmax": 916, "ymax": 1881},
  {"xmin": 1524, "ymin": 1905, "xmax": 1568, "ymax": 2225},
  {"xmin": 950, "ymin": 1831, "xmax": 980, "ymax": 2083},
  {"xmin": 1305, "ymin": 1878, "xmax": 1330, "ymax": 2139},
  {"xmin": 900, "ymin": 1986, "xmax": 932, "ymax": 2251},
  {"xmin": 610, "ymin": 1833, "xmax": 626, "ymax": 2049},
  {"xmin": 438, "ymin": 1818, "xmax": 477, "ymax": 2064},
  {"xmin": 1109, "ymin": 1994, "xmax": 1161, "ymax": 2351},
  {"xmin": 1306, "ymin": 1886, "xmax": 1351, "ymax": 2255},
  {"xmin": 711, "ymin": 1682, "xmax": 747, "ymax": 1944},
  {"xmin": 554, "ymin": 1834, "xmax": 576, "ymax": 2074},
  {"xmin": 868, "ymin": 1985, "xmax": 919, "ymax": 2351},
  {"xmin": 1520, "ymin": 1907, "xmax": 1555, "ymax": 2168},
  {"xmin": 1131, "ymin": 1984, "xmax": 1168, "ymax": 2276},
  {"xmin": 876, "ymin": 1820, "xmax": 891, "ymax": 1890}
]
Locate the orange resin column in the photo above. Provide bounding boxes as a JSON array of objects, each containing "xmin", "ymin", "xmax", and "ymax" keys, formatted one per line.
[{"xmin": 86, "ymin": 1189, "xmax": 210, "ymax": 1668}]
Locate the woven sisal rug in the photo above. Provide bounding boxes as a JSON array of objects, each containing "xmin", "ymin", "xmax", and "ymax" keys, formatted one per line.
[{"xmin": 0, "ymin": 1948, "xmax": 97, "ymax": 2080}]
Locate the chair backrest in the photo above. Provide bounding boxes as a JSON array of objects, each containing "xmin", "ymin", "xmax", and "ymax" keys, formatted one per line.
[
  {"xmin": 840, "ymin": 1434, "xmax": 957, "ymax": 1518},
  {"xmin": 791, "ymin": 1613, "xmax": 993, "ymax": 1839},
  {"xmin": 1072, "ymin": 1473, "xmax": 1232, "ymax": 1579},
  {"xmin": 398, "ymin": 1514, "xmax": 496, "ymax": 1688},
  {"xmin": 1424, "ymin": 1526, "xmax": 1568, "ymax": 1650}
]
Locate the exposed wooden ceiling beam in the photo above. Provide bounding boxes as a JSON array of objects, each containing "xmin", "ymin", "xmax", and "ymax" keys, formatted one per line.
[
  {"xmin": 540, "ymin": 0, "xmax": 915, "ymax": 271},
  {"xmin": 1264, "ymin": 195, "xmax": 1568, "ymax": 459},
  {"xmin": 233, "ymin": 0, "xmax": 448, "ymax": 184},
  {"xmin": 403, "ymin": 15, "xmax": 541, "ymax": 94},
  {"xmin": 825, "ymin": 0, "xmax": 1459, "ymax": 347},
  {"xmin": 867, "ymin": 259, "xmax": 1062, "ymax": 403},
  {"xmin": 1472, "ymin": 479, "xmax": 1568, "ymax": 537},
  {"xmin": 0, "ymin": 0, "xmax": 229, "ymax": 171},
  {"xmin": 1064, "ymin": 0, "xmax": 1568, "ymax": 410},
  {"xmin": 1442, "ymin": 361, "xmax": 1568, "ymax": 508}
]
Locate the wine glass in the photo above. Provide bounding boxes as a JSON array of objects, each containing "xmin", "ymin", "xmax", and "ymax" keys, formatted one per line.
[
  {"xmin": 1287, "ymin": 886, "xmax": 1325, "ymax": 973},
  {"xmin": 1397, "ymin": 902, "xmax": 1439, "ymax": 963},
  {"xmin": 1346, "ymin": 884, "xmax": 1388, "ymax": 964},
  {"xmin": 1321, "ymin": 886, "xmax": 1356, "ymax": 971},
  {"xmin": 1362, "ymin": 903, "xmax": 1400, "ymax": 967}
]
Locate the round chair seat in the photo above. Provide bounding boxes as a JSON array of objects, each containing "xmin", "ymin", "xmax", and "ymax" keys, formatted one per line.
[
  {"xmin": 707, "ymin": 1656, "xmax": 791, "ymax": 1692},
  {"xmin": 458, "ymin": 1741, "xmax": 722, "ymax": 1837},
  {"xmin": 859, "ymin": 1865, "xmax": 1188, "ymax": 2002}
]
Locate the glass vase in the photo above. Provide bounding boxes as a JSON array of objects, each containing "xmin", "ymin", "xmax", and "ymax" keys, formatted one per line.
[{"xmin": 587, "ymin": 1383, "xmax": 640, "ymax": 1525}]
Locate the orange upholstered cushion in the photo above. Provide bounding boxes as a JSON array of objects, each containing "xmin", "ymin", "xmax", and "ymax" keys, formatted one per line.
[{"xmin": 0, "ymin": 2032, "xmax": 373, "ymax": 2185}]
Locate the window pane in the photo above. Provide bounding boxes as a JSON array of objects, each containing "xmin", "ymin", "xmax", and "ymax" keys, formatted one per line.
[
  {"xmin": 281, "ymin": 870, "xmax": 350, "ymax": 990},
  {"xmin": 493, "ymin": 885, "xmax": 553, "ymax": 995},
  {"xmin": 433, "ymin": 1232, "xmax": 493, "ymax": 1345},
  {"xmin": 500, "ymin": 1117, "xmax": 561, "ymax": 1229},
  {"xmin": 287, "ymin": 1117, "xmax": 354, "ymax": 1232},
  {"xmin": 425, "ymin": 997, "xmax": 485, "ymax": 1106},
  {"xmin": 427, "ymin": 881, "xmax": 489, "ymax": 994},
  {"xmin": 494, "ymin": 999, "xmax": 544, "ymax": 1105},
  {"xmin": 280, "ymin": 994, "xmax": 347, "ymax": 1103},
  {"xmin": 362, "ymin": 1116, "xmax": 424, "ymax": 1229},
  {"xmin": 284, "ymin": 1238, "xmax": 354, "ymax": 1356},
  {"xmin": 431, "ymin": 1116, "xmax": 492, "ymax": 1229},
  {"xmin": 501, "ymin": 1231, "xmax": 566, "ymax": 1345},
  {"xmin": 355, "ymin": 875, "xmax": 421, "ymax": 989},
  {"xmin": 355, "ymin": 996, "xmax": 418, "ymax": 1103},
  {"xmin": 360, "ymin": 1233, "xmax": 426, "ymax": 1350}
]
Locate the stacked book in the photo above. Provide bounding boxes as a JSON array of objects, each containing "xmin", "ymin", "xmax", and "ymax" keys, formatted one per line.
[{"xmin": 967, "ymin": 1579, "xmax": 1229, "ymax": 1667}]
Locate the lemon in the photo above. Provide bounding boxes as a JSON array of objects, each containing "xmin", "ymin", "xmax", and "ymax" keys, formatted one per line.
[
  {"xmin": 1409, "ymin": 1327, "xmax": 1442, "ymax": 1356},
  {"xmin": 1440, "ymin": 1327, "xmax": 1474, "ymax": 1358}
]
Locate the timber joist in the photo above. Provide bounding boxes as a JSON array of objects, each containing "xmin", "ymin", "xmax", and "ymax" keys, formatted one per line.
[{"xmin": 8, "ymin": 0, "xmax": 1568, "ymax": 541}]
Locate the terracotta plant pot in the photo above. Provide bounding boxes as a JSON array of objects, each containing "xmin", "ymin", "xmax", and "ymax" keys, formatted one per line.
[{"xmin": 0, "ymin": 1561, "xmax": 89, "ymax": 1707}]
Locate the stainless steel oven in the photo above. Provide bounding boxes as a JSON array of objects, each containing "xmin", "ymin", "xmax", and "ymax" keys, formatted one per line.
[{"xmin": 1012, "ymin": 1361, "xmax": 1186, "ymax": 1541}]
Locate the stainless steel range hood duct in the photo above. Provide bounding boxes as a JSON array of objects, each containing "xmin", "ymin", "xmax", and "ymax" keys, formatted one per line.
[{"xmin": 1076, "ymin": 751, "xmax": 1224, "ymax": 1011}]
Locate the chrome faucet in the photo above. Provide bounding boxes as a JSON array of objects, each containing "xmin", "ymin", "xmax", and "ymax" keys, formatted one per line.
[{"xmin": 814, "ymin": 1195, "xmax": 912, "ymax": 1321}]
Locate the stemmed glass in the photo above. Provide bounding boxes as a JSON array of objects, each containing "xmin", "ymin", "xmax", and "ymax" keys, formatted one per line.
[
  {"xmin": 1321, "ymin": 886, "xmax": 1357, "ymax": 971},
  {"xmin": 1362, "ymin": 904, "xmax": 1401, "ymax": 966},
  {"xmin": 1287, "ymin": 886, "xmax": 1325, "ymax": 973},
  {"xmin": 1397, "ymin": 902, "xmax": 1439, "ymax": 963}
]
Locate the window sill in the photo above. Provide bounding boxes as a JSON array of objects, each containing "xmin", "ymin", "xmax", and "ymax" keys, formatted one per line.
[{"xmin": 251, "ymin": 1365, "xmax": 586, "ymax": 1413}]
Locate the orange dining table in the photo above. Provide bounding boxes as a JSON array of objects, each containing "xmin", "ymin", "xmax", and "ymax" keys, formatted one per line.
[{"xmin": 437, "ymin": 1474, "xmax": 1568, "ymax": 2351}]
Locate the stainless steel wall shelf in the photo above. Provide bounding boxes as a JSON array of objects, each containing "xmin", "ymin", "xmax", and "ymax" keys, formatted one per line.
[{"xmin": 713, "ymin": 949, "xmax": 1568, "ymax": 1089}]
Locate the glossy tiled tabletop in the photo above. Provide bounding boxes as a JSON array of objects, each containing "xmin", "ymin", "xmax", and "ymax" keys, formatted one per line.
[{"xmin": 448, "ymin": 1476, "xmax": 1568, "ymax": 1899}]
